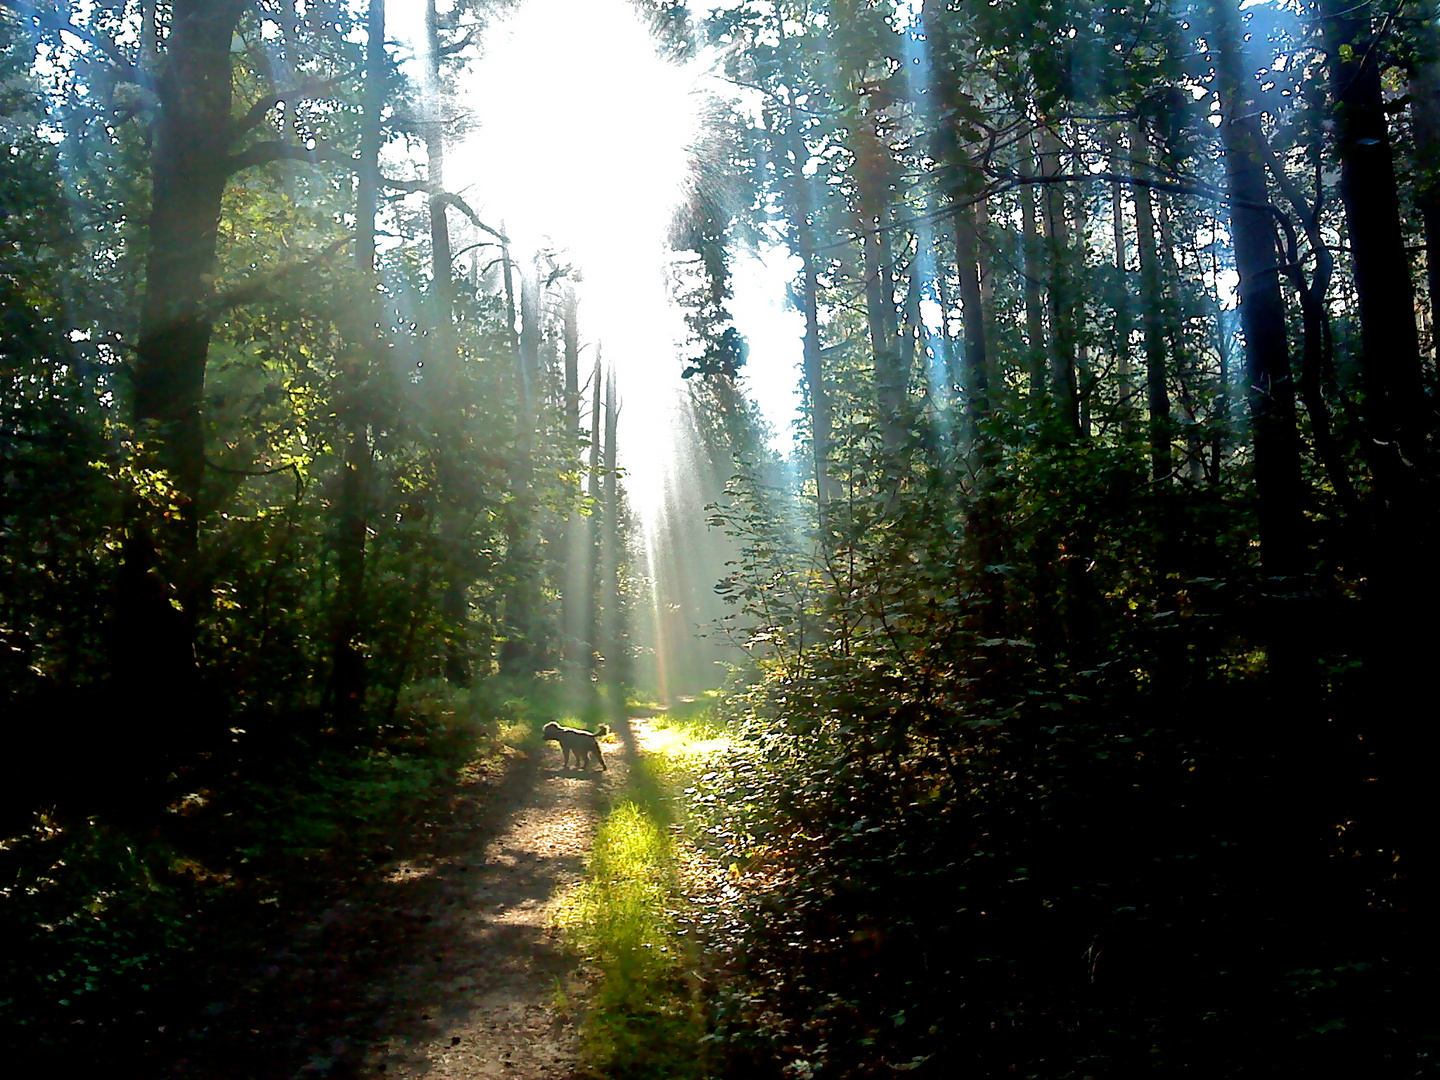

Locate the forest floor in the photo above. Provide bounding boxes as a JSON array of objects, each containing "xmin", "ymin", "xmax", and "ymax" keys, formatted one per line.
[{"xmin": 161, "ymin": 722, "xmax": 636, "ymax": 1080}]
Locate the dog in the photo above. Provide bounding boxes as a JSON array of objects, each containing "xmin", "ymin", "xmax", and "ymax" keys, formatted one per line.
[{"xmin": 542, "ymin": 721, "xmax": 610, "ymax": 771}]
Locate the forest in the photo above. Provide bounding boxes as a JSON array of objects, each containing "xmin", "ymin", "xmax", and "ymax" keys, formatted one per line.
[{"xmin": 1, "ymin": 0, "xmax": 1436, "ymax": 1076}]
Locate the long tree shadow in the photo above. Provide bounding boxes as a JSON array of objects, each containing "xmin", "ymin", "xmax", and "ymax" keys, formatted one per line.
[{"xmin": 153, "ymin": 737, "xmax": 607, "ymax": 1079}]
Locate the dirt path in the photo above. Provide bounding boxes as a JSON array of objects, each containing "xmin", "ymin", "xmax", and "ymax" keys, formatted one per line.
[
  {"xmin": 163, "ymin": 731, "xmax": 625, "ymax": 1080},
  {"xmin": 364, "ymin": 736, "xmax": 622, "ymax": 1079}
]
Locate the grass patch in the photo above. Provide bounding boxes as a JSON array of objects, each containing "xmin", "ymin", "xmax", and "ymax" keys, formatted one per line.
[{"xmin": 558, "ymin": 699, "xmax": 734, "ymax": 1080}]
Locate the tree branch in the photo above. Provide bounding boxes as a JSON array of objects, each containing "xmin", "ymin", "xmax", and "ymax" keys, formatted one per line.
[
  {"xmin": 440, "ymin": 28, "xmax": 478, "ymax": 56},
  {"xmin": 434, "ymin": 193, "xmax": 509, "ymax": 242},
  {"xmin": 225, "ymin": 140, "xmax": 432, "ymax": 194},
  {"xmin": 235, "ymin": 78, "xmax": 344, "ymax": 136},
  {"xmin": 0, "ymin": 0, "xmax": 140, "ymax": 82},
  {"xmin": 226, "ymin": 139, "xmax": 358, "ymax": 176}
]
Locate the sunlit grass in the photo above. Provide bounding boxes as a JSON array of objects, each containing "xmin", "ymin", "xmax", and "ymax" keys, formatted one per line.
[
  {"xmin": 556, "ymin": 699, "xmax": 735, "ymax": 1079},
  {"xmin": 556, "ymin": 800, "xmax": 704, "ymax": 1079}
]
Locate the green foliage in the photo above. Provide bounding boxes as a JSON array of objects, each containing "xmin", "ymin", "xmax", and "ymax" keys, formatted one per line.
[{"xmin": 1, "ymin": 681, "xmax": 532, "ymax": 1070}]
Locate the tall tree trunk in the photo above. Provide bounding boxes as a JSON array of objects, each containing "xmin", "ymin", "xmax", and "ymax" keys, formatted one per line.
[
  {"xmin": 1254, "ymin": 130, "xmax": 1360, "ymax": 517},
  {"xmin": 1413, "ymin": 32, "xmax": 1440, "ymax": 360},
  {"xmin": 1323, "ymin": 0, "xmax": 1440, "ymax": 924},
  {"xmin": 1131, "ymin": 124, "xmax": 1172, "ymax": 480},
  {"xmin": 953, "ymin": 194, "xmax": 1004, "ymax": 637},
  {"xmin": 1109, "ymin": 129, "xmax": 1139, "ymax": 441},
  {"xmin": 953, "ymin": 201, "xmax": 988, "ymax": 443},
  {"xmin": 561, "ymin": 287, "xmax": 588, "ymax": 702},
  {"xmin": 130, "ymin": 0, "xmax": 250, "ymax": 592},
  {"xmin": 1018, "ymin": 127, "xmax": 1047, "ymax": 408},
  {"xmin": 583, "ymin": 346, "xmax": 604, "ymax": 705},
  {"xmin": 771, "ymin": 103, "xmax": 834, "ymax": 507},
  {"xmin": 1214, "ymin": 2, "xmax": 1306, "ymax": 603},
  {"xmin": 1319, "ymin": 0, "xmax": 1427, "ymax": 474},
  {"xmin": 599, "ymin": 366, "xmax": 622, "ymax": 697},
  {"xmin": 327, "ymin": 0, "xmax": 385, "ymax": 722},
  {"xmin": 422, "ymin": 0, "xmax": 471, "ymax": 686},
  {"xmin": 1040, "ymin": 126, "xmax": 1080, "ymax": 436},
  {"xmin": 1209, "ymin": 236, "xmax": 1233, "ymax": 483},
  {"xmin": 119, "ymin": 0, "xmax": 249, "ymax": 749},
  {"xmin": 425, "ymin": 0, "xmax": 453, "ymax": 322},
  {"xmin": 500, "ymin": 270, "xmax": 542, "ymax": 675},
  {"xmin": 852, "ymin": 108, "xmax": 907, "ymax": 458}
]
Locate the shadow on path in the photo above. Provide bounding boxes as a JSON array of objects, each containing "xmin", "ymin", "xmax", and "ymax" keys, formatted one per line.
[{"xmin": 159, "ymin": 734, "xmax": 625, "ymax": 1080}]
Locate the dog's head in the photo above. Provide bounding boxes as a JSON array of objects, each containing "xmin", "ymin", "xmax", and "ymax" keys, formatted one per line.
[{"xmin": 541, "ymin": 721, "xmax": 562, "ymax": 741}]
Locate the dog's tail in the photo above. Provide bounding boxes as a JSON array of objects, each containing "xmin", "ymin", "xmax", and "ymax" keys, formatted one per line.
[{"xmin": 594, "ymin": 724, "xmax": 610, "ymax": 738}]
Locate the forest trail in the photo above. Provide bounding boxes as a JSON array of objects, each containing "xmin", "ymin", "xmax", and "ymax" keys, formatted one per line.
[
  {"xmin": 164, "ymin": 726, "xmax": 628, "ymax": 1080},
  {"xmin": 360, "ymin": 729, "xmax": 623, "ymax": 1080}
]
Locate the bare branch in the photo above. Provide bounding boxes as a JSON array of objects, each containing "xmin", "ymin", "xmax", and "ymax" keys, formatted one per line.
[
  {"xmin": 440, "ymin": 28, "xmax": 478, "ymax": 56},
  {"xmin": 435, "ymin": 193, "xmax": 509, "ymax": 242}
]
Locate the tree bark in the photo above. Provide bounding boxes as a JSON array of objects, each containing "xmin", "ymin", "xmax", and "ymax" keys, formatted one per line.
[
  {"xmin": 1019, "ymin": 128, "xmax": 1048, "ymax": 409},
  {"xmin": 119, "ymin": 0, "xmax": 249, "ymax": 728},
  {"xmin": 1109, "ymin": 129, "xmax": 1138, "ymax": 441},
  {"xmin": 423, "ymin": 0, "xmax": 471, "ymax": 686},
  {"xmin": 500, "ymin": 270, "xmax": 542, "ymax": 675},
  {"xmin": 1131, "ymin": 124, "xmax": 1173, "ymax": 480},
  {"xmin": 771, "ymin": 101, "xmax": 834, "ymax": 507},
  {"xmin": 1413, "ymin": 32, "xmax": 1440, "ymax": 360},
  {"xmin": 1319, "ymin": 0, "xmax": 1427, "ymax": 474},
  {"xmin": 327, "ymin": 0, "xmax": 386, "ymax": 724},
  {"xmin": 851, "ymin": 105, "xmax": 907, "ymax": 457},
  {"xmin": 1213, "ymin": 4, "xmax": 1306, "ymax": 577},
  {"xmin": 1040, "ymin": 126, "xmax": 1080, "ymax": 437},
  {"xmin": 599, "ymin": 366, "xmax": 622, "ymax": 695},
  {"xmin": 583, "ymin": 346, "xmax": 604, "ymax": 703}
]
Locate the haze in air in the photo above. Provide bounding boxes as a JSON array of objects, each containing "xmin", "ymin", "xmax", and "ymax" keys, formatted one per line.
[{"xmin": 1, "ymin": 1, "xmax": 1435, "ymax": 1077}]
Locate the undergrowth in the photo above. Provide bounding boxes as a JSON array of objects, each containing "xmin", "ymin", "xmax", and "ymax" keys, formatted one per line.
[{"xmin": 1, "ymin": 677, "xmax": 550, "ymax": 1071}]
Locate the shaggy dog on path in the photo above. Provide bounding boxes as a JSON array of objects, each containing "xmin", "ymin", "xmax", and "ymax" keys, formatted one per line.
[{"xmin": 542, "ymin": 722, "xmax": 611, "ymax": 771}]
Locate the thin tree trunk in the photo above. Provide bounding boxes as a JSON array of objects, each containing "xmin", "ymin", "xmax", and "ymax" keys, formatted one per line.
[
  {"xmin": 1040, "ymin": 126, "xmax": 1080, "ymax": 436},
  {"xmin": 500, "ymin": 270, "xmax": 542, "ymax": 675},
  {"xmin": 1131, "ymin": 124, "xmax": 1172, "ymax": 480},
  {"xmin": 561, "ymin": 287, "xmax": 587, "ymax": 700},
  {"xmin": 600, "ymin": 366, "xmax": 621, "ymax": 696},
  {"xmin": 583, "ymin": 346, "xmax": 604, "ymax": 703},
  {"xmin": 1413, "ymin": 36, "xmax": 1440, "ymax": 359},
  {"xmin": 1109, "ymin": 128, "xmax": 1138, "ymax": 441},
  {"xmin": 425, "ymin": 0, "xmax": 453, "ymax": 319},
  {"xmin": 1019, "ymin": 127, "xmax": 1047, "ymax": 408},
  {"xmin": 1209, "ymin": 238, "xmax": 1232, "ymax": 483}
]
